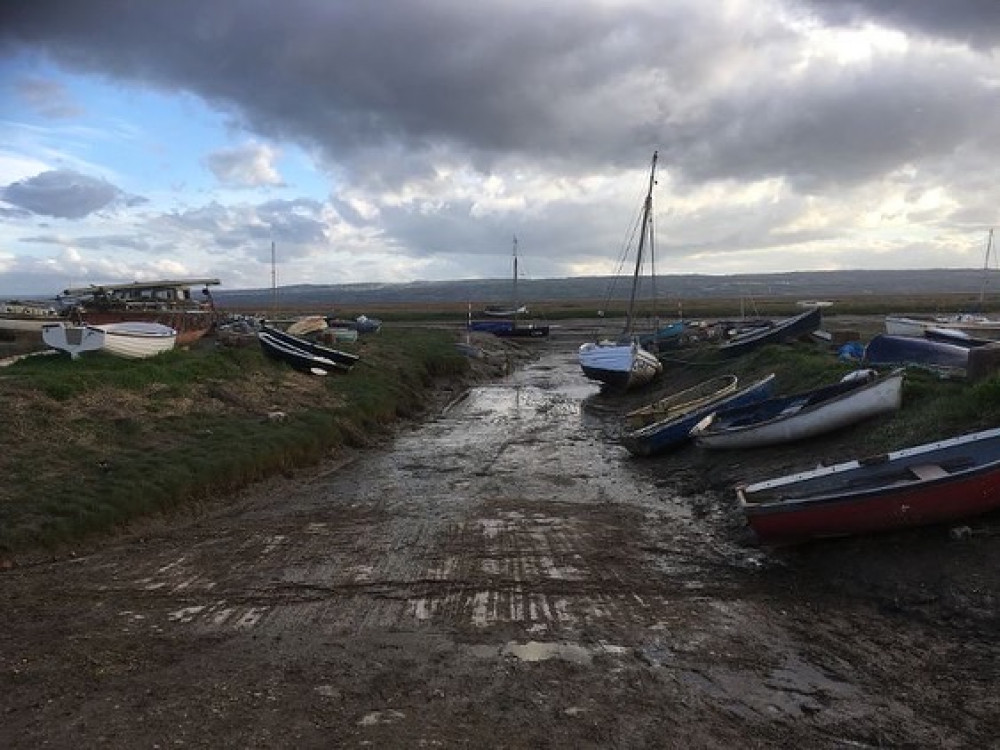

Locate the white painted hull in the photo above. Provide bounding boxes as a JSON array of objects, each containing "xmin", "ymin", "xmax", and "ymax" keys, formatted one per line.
[
  {"xmin": 578, "ymin": 341, "xmax": 662, "ymax": 391},
  {"xmin": 0, "ymin": 315, "xmax": 63, "ymax": 332},
  {"xmin": 92, "ymin": 322, "xmax": 177, "ymax": 359},
  {"xmin": 41, "ymin": 323, "xmax": 106, "ymax": 359},
  {"xmin": 692, "ymin": 371, "xmax": 905, "ymax": 449},
  {"xmin": 885, "ymin": 314, "xmax": 1000, "ymax": 340}
]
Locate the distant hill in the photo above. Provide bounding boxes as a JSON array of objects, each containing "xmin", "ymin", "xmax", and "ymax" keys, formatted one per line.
[{"xmin": 214, "ymin": 268, "xmax": 1000, "ymax": 309}]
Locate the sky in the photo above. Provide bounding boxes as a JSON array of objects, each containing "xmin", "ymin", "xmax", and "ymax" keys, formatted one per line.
[{"xmin": 2, "ymin": 0, "xmax": 1000, "ymax": 296}]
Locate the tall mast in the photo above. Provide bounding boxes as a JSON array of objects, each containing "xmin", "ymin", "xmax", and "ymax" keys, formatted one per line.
[
  {"xmin": 625, "ymin": 151, "xmax": 658, "ymax": 337},
  {"xmin": 512, "ymin": 235, "xmax": 519, "ymax": 321},
  {"xmin": 270, "ymin": 241, "xmax": 277, "ymax": 319},
  {"xmin": 980, "ymin": 228, "xmax": 994, "ymax": 311}
]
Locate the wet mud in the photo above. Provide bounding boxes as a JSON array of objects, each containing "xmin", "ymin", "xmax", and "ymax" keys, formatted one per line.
[{"xmin": 2, "ymin": 331, "xmax": 999, "ymax": 748}]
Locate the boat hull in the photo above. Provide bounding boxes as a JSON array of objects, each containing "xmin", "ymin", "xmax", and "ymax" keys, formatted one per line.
[
  {"xmin": 91, "ymin": 322, "xmax": 177, "ymax": 359},
  {"xmin": 41, "ymin": 323, "xmax": 106, "ymax": 359},
  {"xmin": 260, "ymin": 325, "xmax": 358, "ymax": 369},
  {"xmin": 578, "ymin": 341, "xmax": 662, "ymax": 392},
  {"xmin": 864, "ymin": 334, "xmax": 969, "ymax": 372},
  {"xmin": 718, "ymin": 306, "xmax": 822, "ymax": 357},
  {"xmin": 691, "ymin": 370, "xmax": 905, "ymax": 449},
  {"xmin": 738, "ymin": 427, "xmax": 1000, "ymax": 544},
  {"xmin": 885, "ymin": 314, "xmax": 1000, "ymax": 340},
  {"xmin": 78, "ymin": 309, "xmax": 216, "ymax": 347},
  {"xmin": 622, "ymin": 374, "xmax": 776, "ymax": 457}
]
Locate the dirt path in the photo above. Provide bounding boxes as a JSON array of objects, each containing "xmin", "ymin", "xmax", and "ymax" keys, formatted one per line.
[{"xmin": 2, "ymin": 335, "xmax": 998, "ymax": 748}]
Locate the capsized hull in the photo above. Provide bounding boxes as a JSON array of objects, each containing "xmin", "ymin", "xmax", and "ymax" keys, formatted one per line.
[
  {"xmin": 864, "ymin": 334, "xmax": 969, "ymax": 372},
  {"xmin": 738, "ymin": 427, "xmax": 1000, "ymax": 544}
]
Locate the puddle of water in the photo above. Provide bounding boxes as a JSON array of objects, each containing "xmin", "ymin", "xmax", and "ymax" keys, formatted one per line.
[{"xmin": 466, "ymin": 640, "xmax": 630, "ymax": 665}]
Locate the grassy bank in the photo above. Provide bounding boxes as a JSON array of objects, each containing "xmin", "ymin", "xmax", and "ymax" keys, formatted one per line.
[{"xmin": 0, "ymin": 328, "xmax": 474, "ymax": 555}]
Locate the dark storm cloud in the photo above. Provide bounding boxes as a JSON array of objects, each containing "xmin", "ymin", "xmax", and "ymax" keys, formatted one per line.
[
  {"xmin": 0, "ymin": 169, "xmax": 122, "ymax": 219},
  {"xmin": 0, "ymin": 0, "xmax": 740, "ymax": 179},
  {"xmin": 803, "ymin": 1, "xmax": 1000, "ymax": 49},
  {"xmin": 3, "ymin": 0, "xmax": 996, "ymax": 197}
]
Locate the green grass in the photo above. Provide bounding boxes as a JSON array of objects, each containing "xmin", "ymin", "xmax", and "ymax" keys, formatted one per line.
[{"xmin": 0, "ymin": 328, "xmax": 471, "ymax": 554}]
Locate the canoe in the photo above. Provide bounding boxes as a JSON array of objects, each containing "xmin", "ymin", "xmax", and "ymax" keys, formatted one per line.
[
  {"xmin": 621, "ymin": 373, "xmax": 776, "ymax": 457},
  {"xmin": 690, "ymin": 368, "xmax": 905, "ymax": 450},
  {"xmin": 718, "ymin": 306, "xmax": 822, "ymax": 357},
  {"xmin": 737, "ymin": 426, "xmax": 1000, "ymax": 545}
]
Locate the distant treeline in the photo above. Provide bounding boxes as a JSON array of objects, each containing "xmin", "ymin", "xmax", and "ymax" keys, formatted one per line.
[{"xmin": 215, "ymin": 268, "xmax": 1000, "ymax": 310}]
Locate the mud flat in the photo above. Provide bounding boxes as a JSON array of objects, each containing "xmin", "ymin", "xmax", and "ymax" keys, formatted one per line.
[{"xmin": 2, "ymin": 331, "xmax": 998, "ymax": 748}]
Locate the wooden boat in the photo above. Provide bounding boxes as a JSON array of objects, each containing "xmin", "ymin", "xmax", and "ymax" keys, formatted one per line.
[
  {"xmin": 60, "ymin": 278, "xmax": 222, "ymax": 346},
  {"xmin": 578, "ymin": 152, "xmax": 664, "ymax": 391},
  {"xmin": 91, "ymin": 321, "xmax": 177, "ymax": 359},
  {"xmin": 41, "ymin": 322, "xmax": 106, "ymax": 359},
  {"xmin": 621, "ymin": 373, "xmax": 776, "ymax": 457},
  {"xmin": 690, "ymin": 368, "xmax": 905, "ymax": 450},
  {"xmin": 737, "ymin": 426, "xmax": 1000, "ymax": 545},
  {"xmin": 863, "ymin": 333, "xmax": 969, "ymax": 373},
  {"xmin": 260, "ymin": 324, "xmax": 358, "ymax": 369},
  {"xmin": 258, "ymin": 330, "xmax": 351, "ymax": 375},
  {"xmin": 469, "ymin": 237, "xmax": 550, "ymax": 339},
  {"xmin": 625, "ymin": 374, "xmax": 739, "ymax": 431},
  {"xmin": 718, "ymin": 306, "xmax": 823, "ymax": 357}
]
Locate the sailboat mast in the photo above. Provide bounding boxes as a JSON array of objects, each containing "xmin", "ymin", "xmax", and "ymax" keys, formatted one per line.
[
  {"xmin": 512, "ymin": 235, "xmax": 519, "ymax": 322},
  {"xmin": 980, "ymin": 228, "xmax": 994, "ymax": 311},
  {"xmin": 625, "ymin": 151, "xmax": 658, "ymax": 336}
]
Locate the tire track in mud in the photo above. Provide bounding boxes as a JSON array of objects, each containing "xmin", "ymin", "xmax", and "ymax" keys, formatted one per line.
[
  {"xmin": 100, "ymin": 351, "xmax": 747, "ymax": 641},
  {"xmin": 5, "ymin": 343, "xmax": 989, "ymax": 746}
]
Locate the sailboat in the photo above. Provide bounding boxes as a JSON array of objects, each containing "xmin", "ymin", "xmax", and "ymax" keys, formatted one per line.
[
  {"xmin": 578, "ymin": 152, "xmax": 664, "ymax": 392},
  {"xmin": 469, "ymin": 236, "xmax": 550, "ymax": 338}
]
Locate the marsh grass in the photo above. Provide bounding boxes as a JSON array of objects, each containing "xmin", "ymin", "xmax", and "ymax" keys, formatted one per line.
[{"xmin": 0, "ymin": 328, "xmax": 470, "ymax": 554}]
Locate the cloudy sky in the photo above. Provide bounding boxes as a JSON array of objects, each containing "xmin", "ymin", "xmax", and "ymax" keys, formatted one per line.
[{"xmin": 2, "ymin": 0, "xmax": 1000, "ymax": 296}]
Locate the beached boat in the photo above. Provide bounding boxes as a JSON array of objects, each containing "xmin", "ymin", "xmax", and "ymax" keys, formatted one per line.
[
  {"xmin": 718, "ymin": 306, "xmax": 823, "ymax": 357},
  {"xmin": 690, "ymin": 368, "xmax": 905, "ymax": 450},
  {"xmin": 884, "ymin": 314, "xmax": 1000, "ymax": 341},
  {"xmin": 863, "ymin": 333, "xmax": 970, "ymax": 374},
  {"xmin": 0, "ymin": 299, "xmax": 68, "ymax": 333},
  {"xmin": 41, "ymin": 322, "xmax": 106, "ymax": 359},
  {"xmin": 258, "ymin": 329, "xmax": 351, "ymax": 375},
  {"xmin": 325, "ymin": 314, "xmax": 382, "ymax": 335},
  {"xmin": 259, "ymin": 324, "xmax": 359, "ymax": 369},
  {"xmin": 91, "ymin": 321, "xmax": 177, "ymax": 359},
  {"xmin": 60, "ymin": 278, "xmax": 222, "ymax": 346},
  {"xmin": 621, "ymin": 373, "xmax": 776, "ymax": 457},
  {"xmin": 737, "ymin": 426, "xmax": 1000, "ymax": 545},
  {"xmin": 469, "ymin": 237, "xmax": 550, "ymax": 339},
  {"xmin": 578, "ymin": 152, "xmax": 664, "ymax": 391}
]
